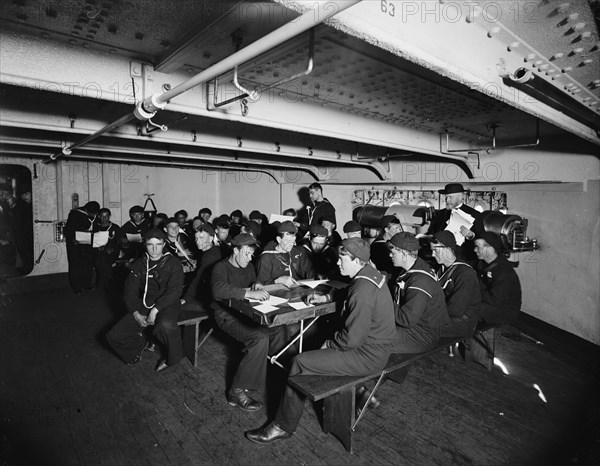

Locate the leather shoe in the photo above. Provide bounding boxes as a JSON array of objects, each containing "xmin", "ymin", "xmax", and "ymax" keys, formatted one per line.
[
  {"xmin": 227, "ymin": 388, "xmax": 262, "ymax": 412},
  {"xmin": 154, "ymin": 359, "xmax": 170, "ymax": 373},
  {"xmin": 245, "ymin": 422, "xmax": 292, "ymax": 444},
  {"xmin": 144, "ymin": 342, "xmax": 158, "ymax": 352},
  {"xmin": 355, "ymin": 386, "xmax": 381, "ymax": 418}
]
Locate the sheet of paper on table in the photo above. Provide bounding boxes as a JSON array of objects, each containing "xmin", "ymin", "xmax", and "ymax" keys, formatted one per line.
[
  {"xmin": 248, "ymin": 295, "xmax": 288, "ymax": 306},
  {"xmin": 287, "ymin": 301, "xmax": 313, "ymax": 310},
  {"xmin": 253, "ymin": 303, "xmax": 280, "ymax": 314},
  {"xmin": 297, "ymin": 279, "xmax": 328, "ymax": 289}
]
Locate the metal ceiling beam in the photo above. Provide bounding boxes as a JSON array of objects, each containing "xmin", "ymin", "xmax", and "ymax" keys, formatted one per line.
[
  {"xmin": 279, "ymin": 0, "xmax": 599, "ymax": 145},
  {"xmin": 155, "ymin": 1, "xmax": 244, "ymax": 72}
]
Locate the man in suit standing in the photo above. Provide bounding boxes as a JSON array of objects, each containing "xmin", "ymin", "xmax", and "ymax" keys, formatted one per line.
[{"xmin": 427, "ymin": 183, "xmax": 484, "ymax": 263}]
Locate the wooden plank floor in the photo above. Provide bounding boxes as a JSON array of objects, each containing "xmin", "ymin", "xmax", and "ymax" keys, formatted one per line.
[{"xmin": 1, "ymin": 287, "xmax": 599, "ymax": 466}]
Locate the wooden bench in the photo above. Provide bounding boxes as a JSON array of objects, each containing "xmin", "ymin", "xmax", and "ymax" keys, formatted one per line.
[
  {"xmin": 177, "ymin": 309, "xmax": 213, "ymax": 368},
  {"xmin": 465, "ymin": 322, "xmax": 498, "ymax": 371},
  {"xmin": 288, "ymin": 322, "xmax": 499, "ymax": 453}
]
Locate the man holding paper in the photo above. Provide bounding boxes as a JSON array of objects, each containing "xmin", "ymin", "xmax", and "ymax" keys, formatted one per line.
[
  {"xmin": 93, "ymin": 208, "xmax": 120, "ymax": 292},
  {"xmin": 427, "ymin": 183, "xmax": 484, "ymax": 263},
  {"xmin": 211, "ymin": 233, "xmax": 290, "ymax": 412},
  {"xmin": 116, "ymin": 205, "xmax": 151, "ymax": 261},
  {"xmin": 64, "ymin": 201, "xmax": 100, "ymax": 294}
]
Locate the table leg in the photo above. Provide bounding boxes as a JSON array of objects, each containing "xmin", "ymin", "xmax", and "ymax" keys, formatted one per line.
[{"xmin": 268, "ymin": 316, "xmax": 320, "ymax": 367}]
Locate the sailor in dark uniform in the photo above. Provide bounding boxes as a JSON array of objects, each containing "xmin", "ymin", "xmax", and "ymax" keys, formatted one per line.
[
  {"xmin": 475, "ymin": 232, "xmax": 522, "ymax": 324},
  {"xmin": 388, "ymin": 232, "xmax": 449, "ymax": 353},
  {"xmin": 116, "ymin": 205, "xmax": 151, "ymax": 261},
  {"xmin": 92, "ymin": 208, "xmax": 120, "ymax": 292},
  {"xmin": 301, "ymin": 225, "xmax": 339, "ymax": 280},
  {"xmin": 106, "ymin": 228, "xmax": 184, "ymax": 372},
  {"xmin": 430, "ymin": 231, "xmax": 481, "ymax": 337},
  {"xmin": 181, "ymin": 224, "xmax": 223, "ymax": 311},
  {"xmin": 64, "ymin": 201, "xmax": 100, "ymax": 294},
  {"xmin": 296, "ymin": 182, "xmax": 337, "ymax": 238},
  {"xmin": 256, "ymin": 221, "xmax": 314, "ymax": 287},
  {"xmin": 370, "ymin": 215, "xmax": 402, "ymax": 279},
  {"xmin": 245, "ymin": 238, "xmax": 395, "ymax": 444},
  {"xmin": 211, "ymin": 234, "xmax": 289, "ymax": 412},
  {"xmin": 198, "ymin": 207, "xmax": 212, "ymax": 225}
]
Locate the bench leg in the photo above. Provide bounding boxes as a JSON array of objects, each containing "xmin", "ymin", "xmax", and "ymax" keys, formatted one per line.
[
  {"xmin": 465, "ymin": 328, "xmax": 496, "ymax": 372},
  {"xmin": 352, "ymin": 372, "xmax": 386, "ymax": 431},
  {"xmin": 181, "ymin": 323, "xmax": 199, "ymax": 368},
  {"xmin": 323, "ymin": 387, "xmax": 355, "ymax": 453}
]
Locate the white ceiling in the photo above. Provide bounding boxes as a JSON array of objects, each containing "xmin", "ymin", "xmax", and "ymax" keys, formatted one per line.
[{"xmin": 1, "ymin": 0, "xmax": 598, "ymax": 173}]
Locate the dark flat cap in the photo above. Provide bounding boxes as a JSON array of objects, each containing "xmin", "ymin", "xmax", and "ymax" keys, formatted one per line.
[
  {"xmin": 144, "ymin": 228, "xmax": 167, "ymax": 242},
  {"xmin": 129, "ymin": 205, "xmax": 144, "ymax": 214},
  {"xmin": 213, "ymin": 215, "xmax": 230, "ymax": 228},
  {"xmin": 341, "ymin": 238, "xmax": 370, "ymax": 262},
  {"xmin": 249, "ymin": 210, "xmax": 262, "ymax": 220},
  {"xmin": 432, "ymin": 230, "xmax": 457, "ymax": 250},
  {"xmin": 389, "ymin": 232, "xmax": 420, "ymax": 252},
  {"xmin": 243, "ymin": 220, "xmax": 261, "ymax": 238},
  {"xmin": 343, "ymin": 220, "xmax": 362, "ymax": 233},
  {"xmin": 231, "ymin": 233, "xmax": 257, "ymax": 247},
  {"xmin": 198, "ymin": 223, "xmax": 215, "ymax": 236},
  {"xmin": 476, "ymin": 231, "xmax": 504, "ymax": 253},
  {"xmin": 278, "ymin": 220, "xmax": 298, "ymax": 234},
  {"xmin": 310, "ymin": 225, "xmax": 328, "ymax": 237}
]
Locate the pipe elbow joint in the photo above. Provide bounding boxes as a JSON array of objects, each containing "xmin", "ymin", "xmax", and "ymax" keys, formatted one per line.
[{"xmin": 134, "ymin": 101, "xmax": 157, "ymax": 121}]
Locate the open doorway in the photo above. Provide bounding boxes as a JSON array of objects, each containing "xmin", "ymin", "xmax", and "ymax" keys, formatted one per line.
[{"xmin": 0, "ymin": 164, "xmax": 33, "ymax": 277}]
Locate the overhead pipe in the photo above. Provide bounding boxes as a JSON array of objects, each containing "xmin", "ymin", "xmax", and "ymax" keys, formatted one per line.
[
  {"xmin": 5, "ymin": 148, "xmax": 317, "ymax": 183},
  {"xmin": 44, "ymin": 113, "xmax": 136, "ymax": 163},
  {"xmin": 44, "ymin": 0, "xmax": 362, "ymax": 164},
  {"xmin": 139, "ymin": 2, "xmax": 356, "ymax": 115},
  {"xmin": 502, "ymin": 68, "xmax": 600, "ymax": 133}
]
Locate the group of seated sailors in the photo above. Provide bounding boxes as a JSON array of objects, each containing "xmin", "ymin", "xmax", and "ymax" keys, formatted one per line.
[{"xmin": 73, "ymin": 182, "xmax": 521, "ymax": 445}]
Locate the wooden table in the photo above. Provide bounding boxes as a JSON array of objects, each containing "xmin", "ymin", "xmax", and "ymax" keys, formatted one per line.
[{"xmin": 227, "ymin": 281, "xmax": 343, "ymax": 367}]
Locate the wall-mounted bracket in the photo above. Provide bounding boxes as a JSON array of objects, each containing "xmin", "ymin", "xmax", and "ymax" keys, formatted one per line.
[{"xmin": 210, "ymin": 29, "xmax": 315, "ymax": 110}]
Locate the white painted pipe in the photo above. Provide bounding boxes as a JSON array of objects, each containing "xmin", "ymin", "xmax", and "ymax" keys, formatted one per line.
[{"xmin": 143, "ymin": 0, "xmax": 362, "ymax": 113}]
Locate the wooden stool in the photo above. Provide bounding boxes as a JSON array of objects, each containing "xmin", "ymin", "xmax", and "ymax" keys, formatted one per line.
[{"xmin": 177, "ymin": 309, "xmax": 213, "ymax": 368}]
